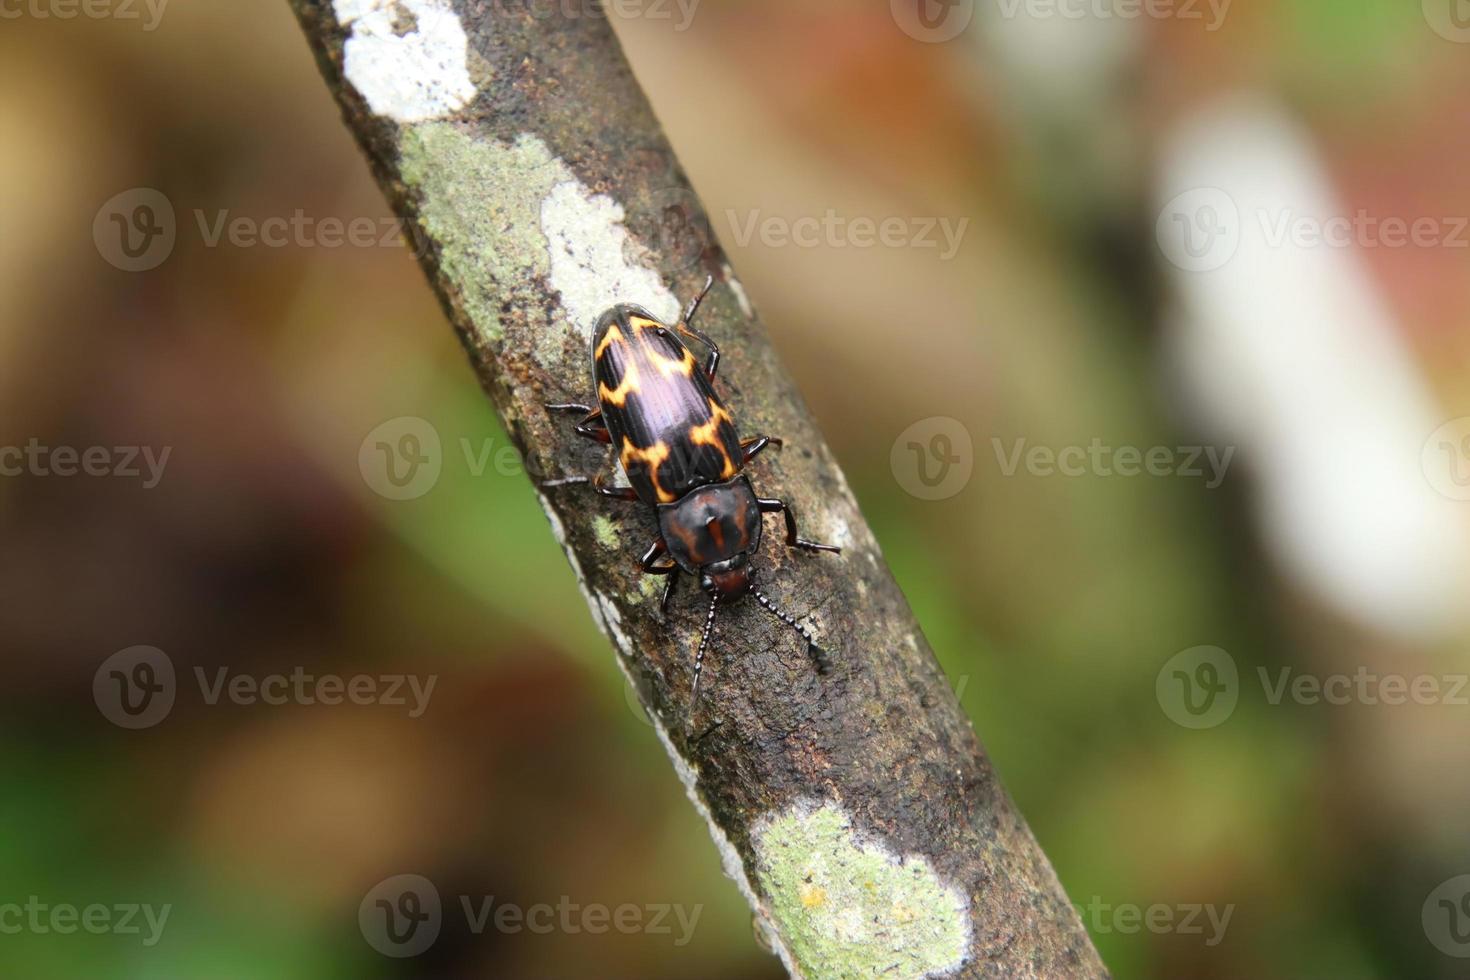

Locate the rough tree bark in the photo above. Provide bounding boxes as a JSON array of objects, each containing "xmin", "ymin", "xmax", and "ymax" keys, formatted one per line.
[{"xmin": 288, "ymin": 2, "xmax": 1107, "ymax": 976}]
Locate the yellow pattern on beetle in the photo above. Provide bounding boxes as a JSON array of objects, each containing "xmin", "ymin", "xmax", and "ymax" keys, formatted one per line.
[
  {"xmin": 647, "ymin": 337, "xmax": 697, "ymax": 379},
  {"xmin": 598, "ymin": 318, "xmax": 698, "ymax": 403},
  {"xmin": 598, "ymin": 357, "xmax": 640, "ymax": 407},
  {"xmin": 620, "ymin": 440, "xmax": 675, "ymax": 503},
  {"xmin": 594, "ymin": 323, "xmax": 626, "ymax": 360},
  {"xmin": 686, "ymin": 398, "xmax": 738, "ymax": 479}
]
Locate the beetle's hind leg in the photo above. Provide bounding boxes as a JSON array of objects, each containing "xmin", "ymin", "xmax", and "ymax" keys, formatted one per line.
[{"xmin": 756, "ymin": 497, "xmax": 841, "ymax": 554}]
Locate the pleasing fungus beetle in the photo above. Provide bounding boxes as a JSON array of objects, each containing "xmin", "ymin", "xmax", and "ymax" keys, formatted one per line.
[{"xmin": 546, "ymin": 276, "xmax": 840, "ymax": 715}]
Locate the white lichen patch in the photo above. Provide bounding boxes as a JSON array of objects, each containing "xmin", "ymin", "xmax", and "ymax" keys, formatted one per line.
[
  {"xmin": 723, "ymin": 265, "xmax": 755, "ymax": 319},
  {"xmin": 399, "ymin": 127, "xmax": 570, "ymax": 345},
  {"xmin": 753, "ymin": 802, "xmax": 971, "ymax": 979},
  {"xmin": 334, "ymin": 0, "xmax": 477, "ymax": 123},
  {"xmin": 540, "ymin": 180, "xmax": 680, "ymax": 341}
]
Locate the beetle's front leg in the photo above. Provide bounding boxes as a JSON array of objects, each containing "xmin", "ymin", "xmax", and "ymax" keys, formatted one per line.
[
  {"xmin": 756, "ymin": 497, "xmax": 841, "ymax": 554},
  {"xmin": 676, "ymin": 275, "xmax": 720, "ymax": 380},
  {"xmin": 639, "ymin": 538, "xmax": 681, "ymax": 612}
]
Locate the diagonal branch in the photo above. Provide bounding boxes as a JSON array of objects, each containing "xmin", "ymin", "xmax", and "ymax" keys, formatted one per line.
[{"xmin": 288, "ymin": 1, "xmax": 1107, "ymax": 975}]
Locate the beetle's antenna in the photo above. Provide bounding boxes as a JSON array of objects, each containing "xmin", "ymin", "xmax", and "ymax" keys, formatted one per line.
[
  {"xmin": 752, "ymin": 589, "xmax": 831, "ymax": 673},
  {"xmin": 688, "ymin": 594, "xmax": 718, "ymax": 719}
]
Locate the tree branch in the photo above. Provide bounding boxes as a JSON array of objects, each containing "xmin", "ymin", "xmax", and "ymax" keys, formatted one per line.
[{"xmin": 288, "ymin": 1, "xmax": 1107, "ymax": 975}]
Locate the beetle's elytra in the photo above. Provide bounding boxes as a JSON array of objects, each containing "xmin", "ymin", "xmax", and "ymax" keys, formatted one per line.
[{"xmin": 546, "ymin": 276, "xmax": 840, "ymax": 715}]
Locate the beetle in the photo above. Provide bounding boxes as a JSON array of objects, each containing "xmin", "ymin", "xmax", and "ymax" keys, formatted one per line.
[{"xmin": 545, "ymin": 275, "xmax": 840, "ymax": 714}]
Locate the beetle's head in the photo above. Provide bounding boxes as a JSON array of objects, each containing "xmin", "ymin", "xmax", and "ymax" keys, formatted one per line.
[{"xmin": 699, "ymin": 553, "xmax": 753, "ymax": 604}]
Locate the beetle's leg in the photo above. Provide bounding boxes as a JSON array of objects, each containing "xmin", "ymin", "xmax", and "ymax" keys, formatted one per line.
[
  {"xmin": 639, "ymin": 538, "xmax": 669, "ymax": 570},
  {"xmin": 740, "ymin": 436, "xmax": 783, "ymax": 465},
  {"xmin": 639, "ymin": 538, "xmax": 681, "ymax": 612},
  {"xmin": 756, "ymin": 497, "xmax": 841, "ymax": 554},
  {"xmin": 547, "ymin": 403, "xmax": 612, "ymax": 445},
  {"xmin": 676, "ymin": 275, "xmax": 720, "ymax": 380},
  {"xmin": 682, "ymin": 274, "xmax": 715, "ymax": 328}
]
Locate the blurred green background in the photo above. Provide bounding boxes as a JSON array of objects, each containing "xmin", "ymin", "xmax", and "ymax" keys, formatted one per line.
[{"xmin": 3, "ymin": 0, "xmax": 1469, "ymax": 977}]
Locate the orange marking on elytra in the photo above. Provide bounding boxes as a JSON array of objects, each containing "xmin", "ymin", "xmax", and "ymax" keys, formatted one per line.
[
  {"xmin": 687, "ymin": 399, "xmax": 737, "ymax": 478},
  {"xmin": 595, "ymin": 324, "xmax": 625, "ymax": 360},
  {"xmin": 598, "ymin": 358, "xmax": 639, "ymax": 406},
  {"xmin": 621, "ymin": 440, "xmax": 674, "ymax": 502}
]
